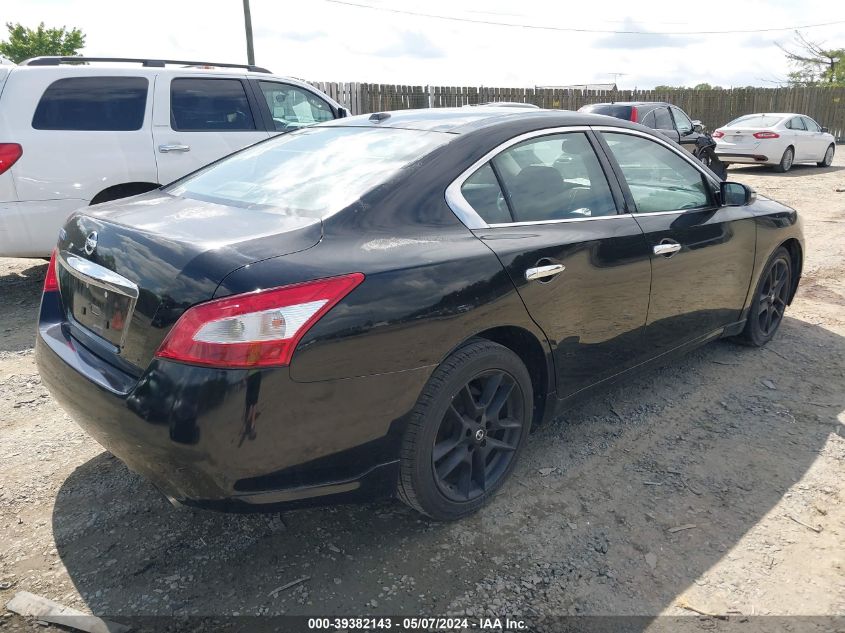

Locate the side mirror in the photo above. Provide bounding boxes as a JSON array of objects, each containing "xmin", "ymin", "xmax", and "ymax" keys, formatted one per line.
[
  {"xmin": 720, "ymin": 181, "xmax": 756, "ymax": 206},
  {"xmin": 821, "ymin": 126, "xmax": 829, "ymax": 133},
  {"xmin": 692, "ymin": 120, "xmax": 704, "ymax": 133},
  {"xmin": 336, "ymin": 106, "xmax": 350, "ymax": 119}
]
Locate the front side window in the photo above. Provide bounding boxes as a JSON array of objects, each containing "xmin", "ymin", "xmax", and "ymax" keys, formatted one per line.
[
  {"xmin": 258, "ymin": 82, "xmax": 334, "ymax": 131},
  {"xmin": 803, "ymin": 117, "xmax": 821, "ymax": 132},
  {"xmin": 167, "ymin": 127, "xmax": 450, "ymax": 218},
  {"xmin": 671, "ymin": 107, "xmax": 693, "ymax": 134},
  {"xmin": 601, "ymin": 132, "xmax": 711, "ymax": 213},
  {"xmin": 170, "ymin": 78, "xmax": 256, "ymax": 131},
  {"xmin": 32, "ymin": 76, "xmax": 148, "ymax": 131}
]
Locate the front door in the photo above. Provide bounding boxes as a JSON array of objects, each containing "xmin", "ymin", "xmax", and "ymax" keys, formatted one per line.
[
  {"xmin": 152, "ymin": 75, "xmax": 269, "ymax": 185},
  {"xmin": 454, "ymin": 130, "xmax": 653, "ymax": 397},
  {"xmin": 597, "ymin": 129, "xmax": 756, "ymax": 353}
]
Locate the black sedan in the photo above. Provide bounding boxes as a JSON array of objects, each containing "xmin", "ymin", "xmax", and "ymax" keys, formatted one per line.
[{"xmin": 36, "ymin": 108, "xmax": 803, "ymax": 521}]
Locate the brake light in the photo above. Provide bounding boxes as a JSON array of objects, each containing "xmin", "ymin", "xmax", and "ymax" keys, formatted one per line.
[
  {"xmin": 0, "ymin": 143, "xmax": 22, "ymax": 175},
  {"xmin": 43, "ymin": 249, "xmax": 59, "ymax": 293},
  {"xmin": 630, "ymin": 106, "xmax": 638, "ymax": 123},
  {"xmin": 712, "ymin": 130, "xmax": 724, "ymax": 139},
  {"xmin": 753, "ymin": 131, "xmax": 780, "ymax": 139},
  {"xmin": 155, "ymin": 273, "xmax": 365, "ymax": 368}
]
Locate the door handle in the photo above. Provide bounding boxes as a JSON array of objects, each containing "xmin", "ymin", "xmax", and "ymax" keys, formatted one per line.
[
  {"xmin": 653, "ymin": 242, "xmax": 682, "ymax": 256},
  {"xmin": 525, "ymin": 264, "xmax": 565, "ymax": 281},
  {"xmin": 158, "ymin": 144, "xmax": 191, "ymax": 153}
]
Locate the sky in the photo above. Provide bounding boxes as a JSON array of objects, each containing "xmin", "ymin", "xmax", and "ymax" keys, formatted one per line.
[{"xmin": 5, "ymin": 0, "xmax": 845, "ymax": 89}]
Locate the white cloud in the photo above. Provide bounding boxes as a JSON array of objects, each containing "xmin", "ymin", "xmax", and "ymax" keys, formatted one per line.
[{"xmin": 4, "ymin": 0, "xmax": 845, "ymax": 88}]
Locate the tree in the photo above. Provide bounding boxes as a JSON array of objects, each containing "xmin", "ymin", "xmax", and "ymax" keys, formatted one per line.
[
  {"xmin": 693, "ymin": 82, "xmax": 713, "ymax": 90},
  {"xmin": 779, "ymin": 31, "xmax": 844, "ymax": 86},
  {"xmin": 0, "ymin": 22, "xmax": 85, "ymax": 64}
]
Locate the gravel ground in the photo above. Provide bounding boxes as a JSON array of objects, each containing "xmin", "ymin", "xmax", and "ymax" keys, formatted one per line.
[{"xmin": 1, "ymin": 156, "xmax": 844, "ymax": 630}]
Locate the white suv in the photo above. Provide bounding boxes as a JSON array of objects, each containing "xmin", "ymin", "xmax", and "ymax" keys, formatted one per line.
[{"xmin": 0, "ymin": 56, "xmax": 347, "ymax": 257}]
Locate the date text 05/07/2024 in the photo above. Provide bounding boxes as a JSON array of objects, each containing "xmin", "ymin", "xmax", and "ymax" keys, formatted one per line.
[{"xmin": 307, "ymin": 616, "xmax": 528, "ymax": 630}]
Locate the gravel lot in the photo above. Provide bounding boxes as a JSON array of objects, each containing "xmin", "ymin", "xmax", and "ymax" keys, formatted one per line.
[{"xmin": 1, "ymin": 156, "xmax": 844, "ymax": 629}]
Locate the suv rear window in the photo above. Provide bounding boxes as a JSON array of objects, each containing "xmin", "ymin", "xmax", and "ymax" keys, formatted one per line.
[
  {"xmin": 32, "ymin": 76, "xmax": 148, "ymax": 131},
  {"xmin": 580, "ymin": 104, "xmax": 632, "ymax": 120},
  {"xmin": 170, "ymin": 78, "xmax": 256, "ymax": 131}
]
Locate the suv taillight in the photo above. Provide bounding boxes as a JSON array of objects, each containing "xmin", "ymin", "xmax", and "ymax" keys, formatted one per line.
[
  {"xmin": 630, "ymin": 106, "xmax": 639, "ymax": 123},
  {"xmin": 43, "ymin": 249, "xmax": 59, "ymax": 293},
  {"xmin": 0, "ymin": 143, "xmax": 22, "ymax": 175},
  {"xmin": 155, "ymin": 273, "xmax": 365, "ymax": 368}
]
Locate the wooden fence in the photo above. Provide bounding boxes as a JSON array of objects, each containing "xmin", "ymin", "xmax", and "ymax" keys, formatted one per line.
[{"xmin": 309, "ymin": 82, "xmax": 845, "ymax": 140}]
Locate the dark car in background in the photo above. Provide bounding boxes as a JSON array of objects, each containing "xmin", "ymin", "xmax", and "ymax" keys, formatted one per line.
[
  {"xmin": 579, "ymin": 101, "xmax": 727, "ymax": 178},
  {"xmin": 36, "ymin": 108, "xmax": 802, "ymax": 521}
]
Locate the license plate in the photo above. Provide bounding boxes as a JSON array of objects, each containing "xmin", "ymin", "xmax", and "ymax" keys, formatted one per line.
[
  {"xmin": 731, "ymin": 135, "xmax": 745, "ymax": 141},
  {"xmin": 58, "ymin": 264, "xmax": 134, "ymax": 348}
]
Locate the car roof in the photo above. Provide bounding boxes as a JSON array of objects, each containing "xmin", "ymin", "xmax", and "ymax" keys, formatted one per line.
[
  {"xmin": 585, "ymin": 101, "xmax": 667, "ymax": 107},
  {"xmin": 321, "ymin": 107, "xmax": 642, "ymax": 134}
]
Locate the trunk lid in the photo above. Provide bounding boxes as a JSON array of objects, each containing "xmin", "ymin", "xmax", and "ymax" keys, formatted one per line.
[
  {"xmin": 719, "ymin": 128, "xmax": 764, "ymax": 151},
  {"xmin": 56, "ymin": 190, "xmax": 322, "ymax": 371}
]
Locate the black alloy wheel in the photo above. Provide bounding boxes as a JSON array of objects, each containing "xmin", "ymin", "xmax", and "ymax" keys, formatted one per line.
[
  {"xmin": 737, "ymin": 247, "xmax": 792, "ymax": 347},
  {"xmin": 432, "ymin": 369, "xmax": 524, "ymax": 502},
  {"xmin": 757, "ymin": 257, "xmax": 790, "ymax": 337},
  {"xmin": 397, "ymin": 339, "xmax": 532, "ymax": 521}
]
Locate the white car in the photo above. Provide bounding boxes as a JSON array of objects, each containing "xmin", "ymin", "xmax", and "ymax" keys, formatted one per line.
[
  {"xmin": 713, "ymin": 112, "xmax": 835, "ymax": 173},
  {"xmin": 0, "ymin": 56, "xmax": 347, "ymax": 257}
]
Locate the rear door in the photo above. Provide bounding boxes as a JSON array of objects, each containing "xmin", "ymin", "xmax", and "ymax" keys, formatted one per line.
[
  {"xmin": 801, "ymin": 116, "xmax": 829, "ymax": 159},
  {"xmin": 152, "ymin": 75, "xmax": 269, "ymax": 185},
  {"xmin": 596, "ymin": 129, "xmax": 756, "ymax": 353},
  {"xmin": 450, "ymin": 128, "xmax": 653, "ymax": 397},
  {"xmin": 785, "ymin": 116, "xmax": 811, "ymax": 160}
]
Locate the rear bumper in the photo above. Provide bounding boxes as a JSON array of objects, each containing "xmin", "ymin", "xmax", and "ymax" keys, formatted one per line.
[
  {"xmin": 714, "ymin": 151, "xmax": 770, "ymax": 164},
  {"xmin": 0, "ymin": 198, "xmax": 88, "ymax": 257},
  {"xmin": 36, "ymin": 292, "xmax": 432, "ymax": 511}
]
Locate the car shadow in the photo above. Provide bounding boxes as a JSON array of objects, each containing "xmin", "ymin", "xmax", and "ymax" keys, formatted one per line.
[
  {"xmin": 51, "ymin": 315, "xmax": 844, "ymax": 623},
  {"xmin": 727, "ymin": 164, "xmax": 845, "ymax": 177},
  {"xmin": 0, "ymin": 260, "xmax": 47, "ymax": 353}
]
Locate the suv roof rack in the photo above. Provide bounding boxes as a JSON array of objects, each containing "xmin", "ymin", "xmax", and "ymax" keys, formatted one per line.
[{"xmin": 20, "ymin": 56, "xmax": 272, "ymax": 73}]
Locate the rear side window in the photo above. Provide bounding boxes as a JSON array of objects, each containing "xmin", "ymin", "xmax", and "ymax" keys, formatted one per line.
[
  {"xmin": 32, "ymin": 77, "xmax": 148, "ymax": 131},
  {"xmin": 461, "ymin": 132, "xmax": 617, "ymax": 224},
  {"xmin": 170, "ymin": 78, "xmax": 256, "ymax": 131},
  {"xmin": 653, "ymin": 107, "xmax": 674, "ymax": 130}
]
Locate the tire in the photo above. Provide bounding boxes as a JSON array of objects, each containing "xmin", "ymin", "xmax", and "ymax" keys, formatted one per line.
[
  {"xmin": 773, "ymin": 146, "xmax": 794, "ymax": 173},
  {"xmin": 817, "ymin": 144, "xmax": 835, "ymax": 167},
  {"xmin": 736, "ymin": 247, "xmax": 792, "ymax": 347},
  {"xmin": 397, "ymin": 339, "xmax": 533, "ymax": 521}
]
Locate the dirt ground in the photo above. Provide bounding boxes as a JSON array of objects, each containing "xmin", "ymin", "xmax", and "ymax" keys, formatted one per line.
[{"xmin": 1, "ymin": 155, "xmax": 844, "ymax": 631}]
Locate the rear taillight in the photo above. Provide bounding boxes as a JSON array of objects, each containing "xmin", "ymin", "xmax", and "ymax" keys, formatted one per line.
[
  {"xmin": 753, "ymin": 131, "xmax": 779, "ymax": 139},
  {"xmin": 630, "ymin": 106, "xmax": 638, "ymax": 123},
  {"xmin": 712, "ymin": 130, "xmax": 724, "ymax": 139},
  {"xmin": 155, "ymin": 273, "xmax": 365, "ymax": 368},
  {"xmin": 43, "ymin": 249, "xmax": 59, "ymax": 293},
  {"xmin": 0, "ymin": 143, "xmax": 23, "ymax": 175}
]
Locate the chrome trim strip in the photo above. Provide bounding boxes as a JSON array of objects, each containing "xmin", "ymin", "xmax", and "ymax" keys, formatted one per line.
[
  {"xmin": 444, "ymin": 124, "xmax": 721, "ymax": 230},
  {"xmin": 59, "ymin": 253, "xmax": 140, "ymax": 299},
  {"xmin": 57, "ymin": 251, "xmax": 139, "ymax": 350}
]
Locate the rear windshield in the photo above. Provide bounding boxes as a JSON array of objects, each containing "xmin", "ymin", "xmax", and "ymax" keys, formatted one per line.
[
  {"xmin": 167, "ymin": 126, "xmax": 451, "ymax": 218},
  {"xmin": 579, "ymin": 104, "xmax": 632, "ymax": 120},
  {"xmin": 726, "ymin": 114, "xmax": 783, "ymax": 128}
]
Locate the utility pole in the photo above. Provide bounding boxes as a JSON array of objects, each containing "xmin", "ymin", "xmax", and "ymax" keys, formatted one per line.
[{"xmin": 243, "ymin": 0, "xmax": 255, "ymax": 66}]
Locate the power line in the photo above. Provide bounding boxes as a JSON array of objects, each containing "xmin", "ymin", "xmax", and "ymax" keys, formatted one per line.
[{"xmin": 325, "ymin": 0, "xmax": 845, "ymax": 36}]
